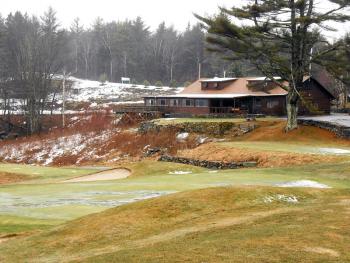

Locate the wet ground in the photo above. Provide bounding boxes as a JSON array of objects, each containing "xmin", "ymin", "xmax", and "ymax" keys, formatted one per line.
[{"xmin": 300, "ymin": 114, "xmax": 350, "ymax": 127}]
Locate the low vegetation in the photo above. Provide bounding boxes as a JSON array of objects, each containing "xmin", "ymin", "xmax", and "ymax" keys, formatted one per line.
[
  {"xmin": 1, "ymin": 117, "xmax": 350, "ymax": 262},
  {"xmin": 1, "ymin": 186, "xmax": 349, "ymax": 262}
]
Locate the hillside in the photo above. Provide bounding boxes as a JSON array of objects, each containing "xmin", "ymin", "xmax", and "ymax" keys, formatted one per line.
[
  {"xmin": 0, "ymin": 186, "xmax": 349, "ymax": 262},
  {"xmin": 54, "ymin": 77, "xmax": 184, "ymax": 112}
]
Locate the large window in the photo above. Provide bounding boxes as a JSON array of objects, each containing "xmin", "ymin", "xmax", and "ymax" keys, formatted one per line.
[
  {"xmin": 196, "ymin": 99, "xmax": 209, "ymax": 107},
  {"xmin": 158, "ymin": 99, "xmax": 167, "ymax": 106},
  {"xmin": 185, "ymin": 99, "xmax": 194, "ymax": 107},
  {"xmin": 267, "ymin": 99, "xmax": 279, "ymax": 109},
  {"xmin": 146, "ymin": 99, "xmax": 155, "ymax": 106},
  {"xmin": 170, "ymin": 99, "xmax": 181, "ymax": 107}
]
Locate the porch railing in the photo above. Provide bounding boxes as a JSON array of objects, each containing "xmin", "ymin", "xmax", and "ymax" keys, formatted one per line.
[{"xmin": 210, "ymin": 107, "xmax": 248, "ymax": 114}]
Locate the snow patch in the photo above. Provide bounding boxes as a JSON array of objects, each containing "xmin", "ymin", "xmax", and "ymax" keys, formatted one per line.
[
  {"xmin": 318, "ymin": 148, "xmax": 350, "ymax": 155},
  {"xmin": 176, "ymin": 132, "xmax": 189, "ymax": 141},
  {"xmin": 263, "ymin": 194, "xmax": 299, "ymax": 204},
  {"xmin": 169, "ymin": 171, "xmax": 193, "ymax": 175},
  {"xmin": 276, "ymin": 180, "xmax": 331, "ymax": 189}
]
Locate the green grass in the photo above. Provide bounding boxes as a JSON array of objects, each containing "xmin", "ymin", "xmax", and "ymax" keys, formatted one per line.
[
  {"xmin": 1, "ymin": 159, "xmax": 350, "ymax": 261},
  {"xmin": 1, "ymin": 186, "xmax": 349, "ymax": 262},
  {"xmin": 1, "ymin": 160, "xmax": 350, "ymax": 235},
  {"xmin": 0, "ymin": 163, "xmax": 100, "ymax": 183}
]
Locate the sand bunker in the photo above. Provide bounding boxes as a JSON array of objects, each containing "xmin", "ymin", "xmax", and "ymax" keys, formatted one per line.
[{"xmin": 64, "ymin": 168, "xmax": 131, "ymax": 183}]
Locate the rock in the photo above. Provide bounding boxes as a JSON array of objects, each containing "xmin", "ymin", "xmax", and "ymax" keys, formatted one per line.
[
  {"xmin": 158, "ymin": 155, "xmax": 258, "ymax": 170},
  {"xmin": 176, "ymin": 132, "xmax": 189, "ymax": 142},
  {"xmin": 143, "ymin": 146, "xmax": 162, "ymax": 157}
]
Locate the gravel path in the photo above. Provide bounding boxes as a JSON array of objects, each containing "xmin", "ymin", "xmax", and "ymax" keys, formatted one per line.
[{"xmin": 63, "ymin": 169, "xmax": 131, "ymax": 183}]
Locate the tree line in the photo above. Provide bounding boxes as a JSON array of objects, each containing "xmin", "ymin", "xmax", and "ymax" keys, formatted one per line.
[{"xmin": 0, "ymin": 7, "xmax": 251, "ymax": 134}]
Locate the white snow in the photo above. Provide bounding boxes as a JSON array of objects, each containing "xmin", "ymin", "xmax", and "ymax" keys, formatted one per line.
[
  {"xmin": 169, "ymin": 171, "xmax": 193, "ymax": 175},
  {"xmin": 263, "ymin": 194, "xmax": 299, "ymax": 204},
  {"xmin": 1, "ymin": 76, "xmax": 185, "ymax": 114},
  {"xmin": 0, "ymin": 129, "xmax": 120, "ymax": 166},
  {"xmin": 276, "ymin": 180, "xmax": 331, "ymax": 189},
  {"xmin": 318, "ymin": 148, "xmax": 350, "ymax": 155},
  {"xmin": 176, "ymin": 132, "xmax": 189, "ymax": 141},
  {"xmin": 62, "ymin": 77, "xmax": 184, "ymax": 104}
]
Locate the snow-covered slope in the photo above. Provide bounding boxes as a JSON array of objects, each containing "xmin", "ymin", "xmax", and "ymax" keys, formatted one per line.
[{"xmin": 65, "ymin": 77, "xmax": 184, "ymax": 104}]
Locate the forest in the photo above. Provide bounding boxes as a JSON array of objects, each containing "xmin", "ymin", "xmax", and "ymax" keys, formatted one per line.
[{"xmin": 0, "ymin": 7, "xmax": 247, "ymax": 87}]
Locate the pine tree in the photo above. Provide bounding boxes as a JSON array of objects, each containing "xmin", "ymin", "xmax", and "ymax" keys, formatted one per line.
[{"xmin": 196, "ymin": 0, "xmax": 350, "ymax": 131}]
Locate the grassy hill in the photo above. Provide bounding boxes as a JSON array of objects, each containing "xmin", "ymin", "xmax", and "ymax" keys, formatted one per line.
[{"xmin": 0, "ymin": 186, "xmax": 349, "ymax": 262}]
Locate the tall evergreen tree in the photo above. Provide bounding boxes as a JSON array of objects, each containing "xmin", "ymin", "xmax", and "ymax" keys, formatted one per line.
[{"xmin": 196, "ymin": 0, "xmax": 350, "ymax": 131}]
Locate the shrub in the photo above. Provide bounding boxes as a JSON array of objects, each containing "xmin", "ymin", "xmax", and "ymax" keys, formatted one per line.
[
  {"xmin": 99, "ymin": 73, "xmax": 108, "ymax": 85},
  {"xmin": 155, "ymin": 81, "xmax": 163, "ymax": 87},
  {"xmin": 184, "ymin": 81, "xmax": 192, "ymax": 87},
  {"xmin": 143, "ymin": 80, "xmax": 151, "ymax": 87},
  {"xmin": 170, "ymin": 80, "xmax": 178, "ymax": 87}
]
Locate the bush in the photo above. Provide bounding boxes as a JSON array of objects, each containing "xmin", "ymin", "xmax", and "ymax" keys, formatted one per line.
[
  {"xmin": 155, "ymin": 81, "xmax": 163, "ymax": 87},
  {"xmin": 143, "ymin": 80, "xmax": 151, "ymax": 87},
  {"xmin": 169, "ymin": 80, "xmax": 178, "ymax": 87},
  {"xmin": 99, "ymin": 73, "xmax": 108, "ymax": 85},
  {"xmin": 184, "ymin": 81, "xmax": 192, "ymax": 87}
]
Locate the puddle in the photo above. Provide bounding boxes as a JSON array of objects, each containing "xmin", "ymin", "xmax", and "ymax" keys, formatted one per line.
[{"xmin": 0, "ymin": 190, "xmax": 175, "ymax": 212}]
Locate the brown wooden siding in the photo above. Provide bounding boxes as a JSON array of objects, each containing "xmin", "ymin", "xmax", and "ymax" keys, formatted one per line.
[{"xmin": 298, "ymin": 79, "xmax": 332, "ymax": 115}]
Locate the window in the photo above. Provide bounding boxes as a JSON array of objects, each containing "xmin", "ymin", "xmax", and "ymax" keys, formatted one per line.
[
  {"xmin": 255, "ymin": 98, "xmax": 262, "ymax": 108},
  {"xmin": 147, "ymin": 99, "xmax": 155, "ymax": 106},
  {"xmin": 185, "ymin": 99, "xmax": 194, "ymax": 107},
  {"xmin": 196, "ymin": 99, "xmax": 209, "ymax": 107},
  {"xmin": 267, "ymin": 99, "xmax": 279, "ymax": 109},
  {"xmin": 170, "ymin": 99, "xmax": 181, "ymax": 107},
  {"xmin": 158, "ymin": 99, "xmax": 167, "ymax": 106}
]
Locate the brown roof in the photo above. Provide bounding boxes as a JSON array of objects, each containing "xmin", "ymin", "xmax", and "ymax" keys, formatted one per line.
[{"xmin": 179, "ymin": 77, "xmax": 288, "ymax": 97}]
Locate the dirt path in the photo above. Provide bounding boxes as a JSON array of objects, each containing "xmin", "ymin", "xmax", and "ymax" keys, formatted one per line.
[{"xmin": 63, "ymin": 168, "xmax": 131, "ymax": 183}]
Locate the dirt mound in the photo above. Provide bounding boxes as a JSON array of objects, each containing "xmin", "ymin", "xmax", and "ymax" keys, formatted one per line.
[{"xmin": 178, "ymin": 143, "xmax": 345, "ymax": 168}]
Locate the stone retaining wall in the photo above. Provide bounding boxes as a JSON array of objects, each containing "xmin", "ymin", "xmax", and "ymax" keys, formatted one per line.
[
  {"xmin": 298, "ymin": 119, "xmax": 350, "ymax": 139},
  {"xmin": 139, "ymin": 121, "xmax": 256, "ymax": 136},
  {"xmin": 159, "ymin": 155, "xmax": 257, "ymax": 170}
]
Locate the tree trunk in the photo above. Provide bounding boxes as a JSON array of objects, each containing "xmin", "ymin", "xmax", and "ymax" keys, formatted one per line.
[{"xmin": 286, "ymin": 91, "xmax": 299, "ymax": 132}]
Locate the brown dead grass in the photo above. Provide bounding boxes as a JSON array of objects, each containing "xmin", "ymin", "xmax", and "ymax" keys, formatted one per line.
[
  {"xmin": 49, "ymin": 129, "xmax": 197, "ymax": 166},
  {"xmin": 0, "ymin": 172, "xmax": 29, "ymax": 185},
  {"xmin": 177, "ymin": 121, "xmax": 350, "ymax": 168},
  {"xmin": 177, "ymin": 143, "xmax": 344, "ymax": 168},
  {"xmin": 0, "ymin": 111, "xmax": 115, "ymax": 148},
  {"xmin": 241, "ymin": 120, "xmax": 350, "ymax": 146}
]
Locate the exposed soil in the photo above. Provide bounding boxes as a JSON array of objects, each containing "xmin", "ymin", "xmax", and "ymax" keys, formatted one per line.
[
  {"xmin": 63, "ymin": 168, "xmax": 131, "ymax": 183},
  {"xmin": 177, "ymin": 143, "xmax": 345, "ymax": 168},
  {"xmin": 0, "ymin": 172, "xmax": 29, "ymax": 185}
]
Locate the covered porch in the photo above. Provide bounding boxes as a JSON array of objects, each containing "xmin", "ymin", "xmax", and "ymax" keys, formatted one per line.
[{"xmin": 209, "ymin": 97, "xmax": 263, "ymax": 115}]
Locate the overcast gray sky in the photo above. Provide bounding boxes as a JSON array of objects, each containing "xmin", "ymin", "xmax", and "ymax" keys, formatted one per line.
[
  {"xmin": 1, "ymin": 0, "xmax": 236, "ymax": 29},
  {"xmin": 1, "ymin": 0, "xmax": 349, "ymax": 37}
]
